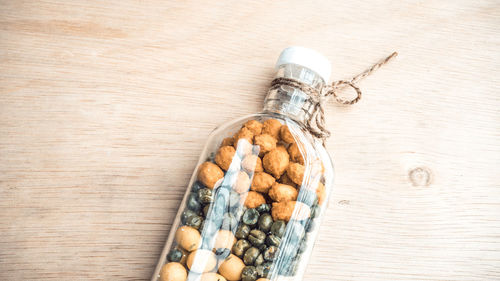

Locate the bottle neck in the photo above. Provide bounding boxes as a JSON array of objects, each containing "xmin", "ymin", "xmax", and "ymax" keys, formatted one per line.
[{"xmin": 263, "ymin": 64, "xmax": 326, "ymax": 125}]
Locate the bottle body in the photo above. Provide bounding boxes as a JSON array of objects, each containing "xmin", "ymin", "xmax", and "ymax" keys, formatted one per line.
[
  {"xmin": 152, "ymin": 113, "xmax": 333, "ymax": 281},
  {"xmin": 153, "ymin": 51, "xmax": 334, "ymax": 281}
]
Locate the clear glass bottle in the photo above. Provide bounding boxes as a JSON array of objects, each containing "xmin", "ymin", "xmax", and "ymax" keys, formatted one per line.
[{"xmin": 152, "ymin": 47, "xmax": 334, "ymax": 281}]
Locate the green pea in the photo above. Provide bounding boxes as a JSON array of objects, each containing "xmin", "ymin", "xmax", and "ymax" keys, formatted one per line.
[
  {"xmin": 241, "ymin": 266, "xmax": 258, "ymax": 281},
  {"xmin": 198, "ymin": 188, "xmax": 213, "ymax": 204},
  {"xmin": 306, "ymin": 219, "xmax": 316, "ymax": 232},
  {"xmin": 187, "ymin": 192, "xmax": 201, "ymax": 212},
  {"xmin": 191, "ymin": 181, "xmax": 205, "ymax": 192},
  {"xmin": 243, "ymin": 247, "xmax": 260, "ymax": 265},
  {"xmin": 263, "ymin": 245, "xmax": 278, "ymax": 261},
  {"xmin": 222, "ymin": 213, "xmax": 237, "ymax": 230},
  {"xmin": 258, "ymin": 213, "xmax": 273, "ymax": 233},
  {"xmin": 242, "ymin": 209, "xmax": 259, "ymax": 226},
  {"xmin": 232, "ymin": 239, "xmax": 251, "ymax": 258},
  {"xmin": 185, "ymin": 214, "xmax": 203, "ymax": 229},
  {"xmin": 248, "ymin": 229, "xmax": 265, "ymax": 247},
  {"xmin": 255, "ymin": 253, "xmax": 264, "ymax": 266},
  {"xmin": 181, "ymin": 209, "xmax": 197, "ymax": 225},
  {"xmin": 271, "ymin": 220, "xmax": 286, "ymax": 237},
  {"xmin": 166, "ymin": 248, "xmax": 182, "ymax": 262},
  {"xmin": 311, "ymin": 204, "xmax": 321, "ymax": 219},
  {"xmin": 256, "ymin": 262, "xmax": 272, "ymax": 278},
  {"xmin": 202, "ymin": 204, "xmax": 211, "ymax": 217},
  {"xmin": 235, "ymin": 224, "xmax": 251, "ymax": 239},
  {"xmin": 265, "ymin": 234, "xmax": 281, "ymax": 247},
  {"xmin": 256, "ymin": 203, "xmax": 270, "ymax": 213}
]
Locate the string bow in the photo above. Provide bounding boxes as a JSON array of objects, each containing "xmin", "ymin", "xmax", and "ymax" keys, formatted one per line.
[{"xmin": 270, "ymin": 52, "xmax": 398, "ymax": 144}]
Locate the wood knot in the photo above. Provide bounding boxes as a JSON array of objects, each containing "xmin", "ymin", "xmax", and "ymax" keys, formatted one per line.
[
  {"xmin": 408, "ymin": 167, "xmax": 432, "ymax": 187},
  {"xmin": 338, "ymin": 200, "xmax": 350, "ymax": 205}
]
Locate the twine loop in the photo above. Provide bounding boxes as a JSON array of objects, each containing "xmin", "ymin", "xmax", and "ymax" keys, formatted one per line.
[{"xmin": 270, "ymin": 52, "xmax": 397, "ymax": 144}]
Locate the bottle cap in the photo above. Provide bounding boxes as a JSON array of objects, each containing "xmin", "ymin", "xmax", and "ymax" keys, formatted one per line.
[{"xmin": 276, "ymin": 46, "xmax": 332, "ymax": 83}]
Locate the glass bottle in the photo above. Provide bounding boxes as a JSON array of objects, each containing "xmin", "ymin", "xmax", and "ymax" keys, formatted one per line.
[{"xmin": 152, "ymin": 47, "xmax": 334, "ymax": 281}]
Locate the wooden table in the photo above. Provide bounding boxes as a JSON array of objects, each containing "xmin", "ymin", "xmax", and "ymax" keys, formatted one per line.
[{"xmin": 1, "ymin": 1, "xmax": 499, "ymax": 280}]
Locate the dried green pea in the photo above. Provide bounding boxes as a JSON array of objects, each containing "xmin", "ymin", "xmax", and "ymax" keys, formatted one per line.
[
  {"xmin": 243, "ymin": 247, "xmax": 260, "ymax": 265},
  {"xmin": 198, "ymin": 188, "xmax": 213, "ymax": 204},
  {"xmin": 248, "ymin": 229, "xmax": 266, "ymax": 247},
  {"xmin": 242, "ymin": 208, "xmax": 259, "ymax": 226},
  {"xmin": 258, "ymin": 213, "xmax": 273, "ymax": 233},
  {"xmin": 241, "ymin": 266, "xmax": 259, "ymax": 281},
  {"xmin": 263, "ymin": 245, "xmax": 278, "ymax": 261},
  {"xmin": 255, "ymin": 253, "xmax": 264, "ymax": 266},
  {"xmin": 187, "ymin": 192, "xmax": 201, "ymax": 212},
  {"xmin": 266, "ymin": 234, "xmax": 281, "ymax": 247},
  {"xmin": 232, "ymin": 239, "xmax": 251, "ymax": 258},
  {"xmin": 166, "ymin": 248, "xmax": 183, "ymax": 262},
  {"xmin": 185, "ymin": 214, "xmax": 203, "ymax": 229},
  {"xmin": 235, "ymin": 224, "xmax": 251, "ymax": 239},
  {"xmin": 256, "ymin": 262, "xmax": 272, "ymax": 278},
  {"xmin": 256, "ymin": 203, "xmax": 270, "ymax": 213},
  {"xmin": 270, "ymin": 220, "xmax": 286, "ymax": 237},
  {"xmin": 181, "ymin": 209, "xmax": 197, "ymax": 225}
]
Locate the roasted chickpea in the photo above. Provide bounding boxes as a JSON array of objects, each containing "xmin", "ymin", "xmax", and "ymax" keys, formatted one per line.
[
  {"xmin": 280, "ymin": 125, "xmax": 295, "ymax": 144},
  {"xmin": 271, "ymin": 201, "xmax": 299, "ymax": 222},
  {"xmin": 160, "ymin": 262, "xmax": 187, "ymax": 281},
  {"xmin": 175, "ymin": 226, "xmax": 201, "ymax": 252},
  {"xmin": 254, "ymin": 134, "xmax": 277, "ymax": 155},
  {"xmin": 187, "ymin": 249, "xmax": 217, "ymax": 273},
  {"xmin": 241, "ymin": 154, "xmax": 263, "ymax": 173},
  {"xmin": 201, "ymin": 272, "xmax": 227, "ymax": 281},
  {"xmin": 215, "ymin": 146, "xmax": 236, "ymax": 171},
  {"xmin": 316, "ymin": 182, "xmax": 326, "ymax": 204},
  {"xmin": 268, "ymin": 183, "xmax": 298, "ymax": 202},
  {"xmin": 250, "ymin": 172, "xmax": 275, "ymax": 193},
  {"xmin": 279, "ymin": 173, "xmax": 296, "ymax": 187},
  {"xmin": 263, "ymin": 147, "xmax": 290, "ymax": 178},
  {"xmin": 261, "ymin": 119, "xmax": 282, "ymax": 139},
  {"xmin": 287, "ymin": 143, "xmax": 305, "ymax": 165},
  {"xmin": 286, "ymin": 162, "xmax": 305, "ymax": 185},
  {"xmin": 198, "ymin": 162, "xmax": 224, "ymax": 189},
  {"xmin": 244, "ymin": 191, "xmax": 266, "ymax": 209},
  {"xmin": 221, "ymin": 137, "xmax": 234, "ymax": 147},
  {"xmin": 244, "ymin": 120, "xmax": 263, "ymax": 135},
  {"xmin": 218, "ymin": 254, "xmax": 245, "ymax": 281},
  {"xmin": 214, "ymin": 230, "xmax": 237, "ymax": 250},
  {"xmin": 233, "ymin": 127, "xmax": 254, "ymax": 148},
  {"xmin": 233, "ymin": 171, "xmax": 251, "ymax": 193}
]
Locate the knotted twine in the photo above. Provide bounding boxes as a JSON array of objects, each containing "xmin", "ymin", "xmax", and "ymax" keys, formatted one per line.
[{"xmin": 269, "ymin": 52, "xmax": 398, "ymax": 144}]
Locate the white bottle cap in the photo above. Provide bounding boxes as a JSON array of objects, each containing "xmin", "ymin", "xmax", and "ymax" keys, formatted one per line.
[{"xmin": 276, "ymin": 46, "xmax": 332, "ymax": 83}]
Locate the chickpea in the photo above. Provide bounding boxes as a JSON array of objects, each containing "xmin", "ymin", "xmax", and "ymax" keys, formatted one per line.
[
  {"xmin": 241, "ymin": 154, "xmax": 263, "ymax": 173},
  {"xmin": 263, "ymin": 146, "xmax": 290, "ymax": 178},
  {"xmin": 187, "ymin": 249, "xmax": 217, "ymax": 273},
  {"xmin": 233, "ymin": 127, "xmax": 254, "ymax": 148},
  {"xmin": 214, "ymin": 230, "xmax": 236, "ymax": 250},
  {"xmin": 287, "ymin": 143, "xmax": 305, "ymax": 165},
  {"xmin": 175, "ymin": 226, "xmax": 201, "ymax": 252},
  {"xmin": 261, "ymin": 119, "xmax": 282, "ymax": 139},
  {"xmin": 201, "ymin": 273, "xmax": 227, "ymax": 281},
  {"xmin": 215, "ymin": 146, "xmax": 236, "ymax": 171},
  {"xmin": 250, "ymin": 172, "xmax": 275, "ymax": 193},
  {"xmin": 244, "ymin": 191, "xmax": 266, "ymax": 209},
  {"xmin": 198, "ymin": 162, "xmax": 224, "ymax": 189},
  {"xmin": 221, "ymin": 137, "xmax": 234, "ymax": 147},
  {"xmin": 159, "ymin": 262, "xmax": 187, "ymax": 281},
  {"xmin": 280, "ymin": 125, "xmax": 295, "ymax": 144},
  {"xmin": 233, "ymin": 171, "xmax": 251, "ymax": 193},
  {"xmin": 218, "ymin": 254, "xmax": 245, "ymax": 281},
  {"xmin": 254, "ymin": 134, "xmax": 277, "ymax": 155},
  {"xmin": 316, "ymin": 182, "xmax": 326, "ymax": 204},
  {"xmin": 243, "ymin": 120, "xmax": 263, "ymax": 135},
  {"xmin": 268, "ymin": 183, "xmax": 298, "ymax": 202},
  {"xmin": 286, "ymin": 162, "xmax": 305, "ymax": 185}
]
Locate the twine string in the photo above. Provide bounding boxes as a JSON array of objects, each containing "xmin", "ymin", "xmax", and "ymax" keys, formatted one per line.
[{"xmin": 270, "ymin": 52, "xmax": 398, "ymax": 143}]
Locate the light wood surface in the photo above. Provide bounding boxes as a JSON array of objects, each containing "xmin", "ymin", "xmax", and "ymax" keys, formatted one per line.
[{"xmin": 1, "ymin": 1, "xmax": 499, "ymax": 280}]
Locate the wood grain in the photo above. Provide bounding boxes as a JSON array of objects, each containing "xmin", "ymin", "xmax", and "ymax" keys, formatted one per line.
[{"xmin": 1, "ymin": 1, "xmax": 499, "ymax": 280}]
